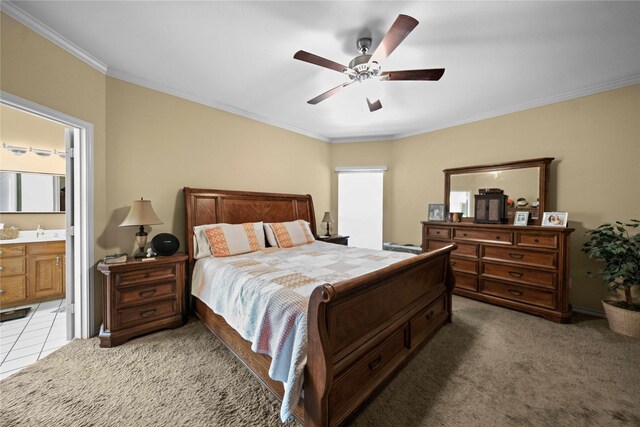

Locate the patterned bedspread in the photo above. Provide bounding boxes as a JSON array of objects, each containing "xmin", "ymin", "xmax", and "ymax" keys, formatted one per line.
[{"xmin": 191, "ymin": 241, "xmax": 413, "ymax": 422}]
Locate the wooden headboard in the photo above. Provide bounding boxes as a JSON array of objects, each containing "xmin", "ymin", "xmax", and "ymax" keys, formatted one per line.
[{"xmin": 183, "ymin": 187, "xmax": 317, "ymax": 264}]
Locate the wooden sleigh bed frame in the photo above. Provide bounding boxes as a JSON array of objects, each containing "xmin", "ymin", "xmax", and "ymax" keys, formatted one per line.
[{"xmin": 183, "ymin": 188, "xmax": 455, "ymax": 426}]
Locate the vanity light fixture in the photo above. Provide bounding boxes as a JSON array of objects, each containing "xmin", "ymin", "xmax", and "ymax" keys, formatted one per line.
[
  {"xmin": 30, "ymin": 147, "xmax": 53, "ymax": 157},
  {"xmin": 2, "ymin": 143, "xmax": 28, "ymax": 156},
  {"xmin": 54, "ymin": 149, "xmax": 66, "ymax": 159}
]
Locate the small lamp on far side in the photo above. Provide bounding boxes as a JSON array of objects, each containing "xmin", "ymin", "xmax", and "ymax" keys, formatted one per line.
[
  {"xmin": 119, "ymin": 198, "xmax": 163, "ymax": 258},
  {"xmin": 321, "ymin": 211, "xmax": 334, "ymax": 237}
]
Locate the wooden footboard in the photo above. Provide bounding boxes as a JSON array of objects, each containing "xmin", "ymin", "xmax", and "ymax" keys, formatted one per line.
[{"xmin": 305, "ymin": 244, "xmax": 455, "ymax": 427}]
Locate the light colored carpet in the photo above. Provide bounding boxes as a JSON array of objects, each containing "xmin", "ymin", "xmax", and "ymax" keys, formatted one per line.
[{"xmin": 1, "ymin": 296, "xmax": 639, "ymax": 426}]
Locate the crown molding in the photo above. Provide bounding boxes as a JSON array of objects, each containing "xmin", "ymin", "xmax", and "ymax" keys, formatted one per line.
[
  {"xmin": 1, "ymin": 1, "xmax": 108, "ymax": 74},
  {"xmin": 106, "ymin": 68, "xmax": 330, "ymax": 143},
  {"xmin": 392, "ymin": 74, "xmax": 640, "ymax": 142}
]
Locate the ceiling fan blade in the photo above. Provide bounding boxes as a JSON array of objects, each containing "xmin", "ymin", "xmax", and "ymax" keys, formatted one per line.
[
  {"xmin": 366, "ymin": 98, "xmax": 383, "ymax": 112},
  {"xmin": 307, "ymin": 81, "xmax": 353, "ymax": 105},
  {"xmin": 380, "ymin": 68, "xmax": 445, "ymax": 81},
  {"xmin": 294, "ymin": 50, "xmax": 351, "ymax": 74},
  {"xmin": 369, "ymin": 14, "xmax": 419, "ymax": 64}
]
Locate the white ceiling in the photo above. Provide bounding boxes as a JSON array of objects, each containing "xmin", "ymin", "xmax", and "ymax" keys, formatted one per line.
[{"xmin": 6, "ymin": 1, "xmax": 640, "ymax": 142}]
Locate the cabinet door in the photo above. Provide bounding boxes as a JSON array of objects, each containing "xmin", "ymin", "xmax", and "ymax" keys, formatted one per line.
[{"xmin": 28, "ymin": 253, "xmax": 65, "ymax": 299}]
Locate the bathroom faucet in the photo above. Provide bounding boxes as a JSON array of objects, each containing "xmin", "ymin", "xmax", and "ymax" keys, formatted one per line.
[{"xmin": 36, "ymin": 224, "xmax": 44, "ymax": 238}]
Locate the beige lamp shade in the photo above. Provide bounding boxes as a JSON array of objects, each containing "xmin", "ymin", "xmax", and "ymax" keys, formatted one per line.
[
  {"xmin": 321, "ymin": 211, "xmax": 334, "ymax": 223},
  {"xmin": 119, "ymin": 199, "xmax": 163, "ymax": 227}
]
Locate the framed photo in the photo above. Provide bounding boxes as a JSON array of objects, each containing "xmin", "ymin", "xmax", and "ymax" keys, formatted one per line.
[
  {"xmin": 428, "ymin": 204, "xmax": 445, "ymax": 221},
  {"xmin": 513, "ymin": 211, "xmax": 530, "ymax": 226},
  {"xmin": 542, "ymin": 212, "xmax": 568, "ymax": 227}
]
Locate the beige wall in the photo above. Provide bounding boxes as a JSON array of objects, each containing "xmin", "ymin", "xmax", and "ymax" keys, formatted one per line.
[
  {"xmin": 331, "ymin": 84, "xmax": 640, "ymax": 312},
  {"xmin": 104, "ymin": 78, "xmax": 331, "ymax": 255}
]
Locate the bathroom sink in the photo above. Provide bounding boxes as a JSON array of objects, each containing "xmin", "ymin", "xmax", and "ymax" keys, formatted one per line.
[{"xmin": 0, "ymin": 229, "xmax": 66, "ymax": 244}]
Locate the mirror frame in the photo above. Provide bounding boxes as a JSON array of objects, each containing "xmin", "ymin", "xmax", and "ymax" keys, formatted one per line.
[{"xmin": 444, "ymin": 157, "xmax": 554, "ymax": 224}]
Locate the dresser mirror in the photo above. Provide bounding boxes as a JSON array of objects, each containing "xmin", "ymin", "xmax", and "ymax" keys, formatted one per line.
[
  {"xmin": 0, "ymin": 170, "xmax": 65, "ymax": 213},
  {"xmin": 444, "ymin": 158, "xmax": 553, "ymax": 224}
]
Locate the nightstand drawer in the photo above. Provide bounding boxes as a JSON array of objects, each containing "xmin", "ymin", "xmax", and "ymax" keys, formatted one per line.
[
  {"xmin": 116, "ymin": 281, "xmax": 176, "ymax": 307},
  {"xmin": 117, "ymin": 265, "xmax": 176, "ymax": 286},
  {"xmin": 116, "ymin": 299, "xmax": 178, "ymax": 328}
]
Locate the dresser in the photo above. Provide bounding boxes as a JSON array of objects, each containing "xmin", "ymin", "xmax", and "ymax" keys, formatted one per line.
[
  {"xmin": 422, "ymin": 221, "xmax": 573, "ymax": 323},
  {"xmin": 0, "ymin": 241, "xmax": 65, "ymax": 308},
  {"xmin": 98, "ymin": 254, "xmax": 187, "ymax": 347}
]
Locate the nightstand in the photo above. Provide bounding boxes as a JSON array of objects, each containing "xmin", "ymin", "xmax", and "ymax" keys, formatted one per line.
[
  {"xmin": 316, "ymin": 235, "xmax": 349, "ymax": 246},
  {"xmin": 97, "ymin": 253, "xmax": 188, "ymax": 347}
]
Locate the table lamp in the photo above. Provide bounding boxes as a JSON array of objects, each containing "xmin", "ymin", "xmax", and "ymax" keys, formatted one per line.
[
  {"xmin": 321, "ymin": 211, "xmax": 334, "ymax": 237},
  {"xmin": 119, "ymin": 198, "xmax": 163, "ymax": 258}
]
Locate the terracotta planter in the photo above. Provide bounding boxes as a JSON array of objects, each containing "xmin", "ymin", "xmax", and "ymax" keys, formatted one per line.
[{"xmin": 602, "ymin": 300, "xmax": 640, "ymax": 338}]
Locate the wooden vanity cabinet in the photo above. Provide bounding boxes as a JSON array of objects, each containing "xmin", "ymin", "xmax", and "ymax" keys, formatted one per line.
[
  {"xmin": 0, "ymin": 241, "xmax": 65, "ymax": 308},
  {"xmin": 422, "ymin": 221, "xmax": 573, "ymax": 323}
]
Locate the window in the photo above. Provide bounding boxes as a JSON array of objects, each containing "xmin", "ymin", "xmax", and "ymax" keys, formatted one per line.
[{"xmin": 337, "ymin": 167, "xmax": 385, "ymax": 250}]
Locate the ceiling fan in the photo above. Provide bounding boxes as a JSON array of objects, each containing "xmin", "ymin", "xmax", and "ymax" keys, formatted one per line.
[{"xmin": 294, "ymin": 14, "xmax": 445, "ymax": 112}]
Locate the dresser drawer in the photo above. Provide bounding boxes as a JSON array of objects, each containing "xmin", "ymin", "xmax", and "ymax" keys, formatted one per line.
[
  {"xmin": 0, "ymin": 245, "xmax": 26, "ymax": 257},
  {"xmin": 410, "ymin": 293, "xmax": 446, "ymax": 347},
  {"xmin": 426, "ymin": 240, "xmax": 452, "ymax": 252},
  {"xmin": 116, "ymin": 299, "xmax": 178, "ymax": 328},
  {"xmin": 0, "ymin": 257, "xmax": 26, "ymax": 277},
  {"xmin": 516, "ymin": 232, "xmax": 558, "ymax": 249},
  {"xmin": 330, "ymin": 325, "xmax": 408, "ymax": 421},
  {"xmin": 116, "ymin": 265, "xmax": 177, "ymax": 287},
  {"xmin": 454, "ymin": 273, "xmax": 478, "ymax": 291},
  {"xmin": 116, "ymin": 281, "xmax": 176, "ymax": 307},
  {"xmin": 28, "ymin": 241, "xmax": 65, "ymax": 255},
  {"xmin": 450, "ymin": 257, "xmax": 478, "ymax": 275},
  {"xmin": 0, "ymin": 276, "xmax": 27, "ymax": 305},
  {"xmin": 454, "ymin": 242, "xmax": 478, "ymax": 258},
  {"xmin": 426, "ymin": 226, "xmax": 451, "ymax": 239},
  {"xmin": 481, "ymin": 279, "xmax": 556, "ymax": 309},
  {"xmin": 453, "ymin": 228, "xmax": 512, "ymax": 245},
  {"xmin": 482, "ymin": 262, "xmax": 555, "ymax": 289},
  {"xmin": 482, "ymin": 246, "xmax": 556, "ymax": 269}
]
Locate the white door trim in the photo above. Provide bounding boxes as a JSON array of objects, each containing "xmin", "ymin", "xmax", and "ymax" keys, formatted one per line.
[{"xmin": 1, "ymin": 90, "xmax": 95, "ymax": 339}]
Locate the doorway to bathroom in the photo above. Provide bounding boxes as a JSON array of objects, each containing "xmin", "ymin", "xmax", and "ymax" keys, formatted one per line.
[{"xmin": 0, "ymin": 92, "xmax": 94, "ymax": 378}]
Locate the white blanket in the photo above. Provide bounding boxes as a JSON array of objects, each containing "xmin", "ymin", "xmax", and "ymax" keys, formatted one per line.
[{"xmin": 191, "ymin": 241, "xmax": 413, "ymax": 421}]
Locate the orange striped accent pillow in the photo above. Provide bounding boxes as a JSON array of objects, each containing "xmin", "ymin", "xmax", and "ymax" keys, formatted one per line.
[
  {"xmin": 268, "ymin": 220, "xmax": 315, "ymax": 248},
  {"xmin": 204, "ymin": 222, "xmax": 264, "ymax": 257}
]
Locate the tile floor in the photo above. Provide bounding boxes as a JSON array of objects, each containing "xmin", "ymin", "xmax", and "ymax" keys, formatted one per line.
[{"xmin": 0, "ymin": 299, "xmax": 71, "ymax": 380}]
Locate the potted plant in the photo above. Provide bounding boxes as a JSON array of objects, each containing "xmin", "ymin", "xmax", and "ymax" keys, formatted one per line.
[{"xmin": 582, "ymin": 219, "xmax": 640, "ymax": 337}]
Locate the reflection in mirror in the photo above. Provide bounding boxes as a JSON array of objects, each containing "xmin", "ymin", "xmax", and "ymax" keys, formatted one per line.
[
  {"xmin": 450, "ymin": 168, "xmax": 539, "ymax": 217},
  {"xmin": 0, "ymin": 171, "xmax": 65, "ymax": 212}
]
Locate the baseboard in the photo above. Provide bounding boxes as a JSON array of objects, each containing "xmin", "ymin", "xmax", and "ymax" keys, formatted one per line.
[{"xmin": 572, "ymin": 306, "xmax": 606, "ymax": 318}]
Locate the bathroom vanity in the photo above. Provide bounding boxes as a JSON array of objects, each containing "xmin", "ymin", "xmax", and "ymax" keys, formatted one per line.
[{"xmin": 0, "ymin": 230, "xmax": 66, "ymax": 308}]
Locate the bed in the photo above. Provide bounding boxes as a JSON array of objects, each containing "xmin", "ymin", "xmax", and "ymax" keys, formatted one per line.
[{"xmin": 183, "ymin": 188, "xmax": 456, "ymax": 426}]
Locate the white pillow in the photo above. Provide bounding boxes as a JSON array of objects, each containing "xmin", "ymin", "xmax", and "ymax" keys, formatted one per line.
[
  {"xmin": 263, "ymin": 223, "xmax": 279, "ymax": 247},
  {"xmin": 193, "ymin": 222, "xmax": 265, "ymax": 258},
  {"xmin": 266, "ymin": 220, "xmax": 315, "ymax": 248}
]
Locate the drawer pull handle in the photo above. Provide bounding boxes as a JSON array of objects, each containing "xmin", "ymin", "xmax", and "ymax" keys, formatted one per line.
[
  {"xmin": 368, "ymin": 356, "xmax": 382, "ymax": 371},
  {"xmin": 463, "ymin": 233, "xmax": 468, "ymax": 237},
  {"xmin": 139, "ymin": 289, "xmax": 157, "ymax": 298},
  {"xmin": 425, "ymin": 310, "xmax": 435, "ymax": 320},
  {"xmin": 508, "ymin": 289, "xmax": 523, "ymax": 296},
  {"xmin": 0, "ymin": 250, "xmax": 3, "ymax": 255},
  {"xmin": 509, "ymin": 253, "xmax": 524, "ymax": 259},
  {"xmin": 534, "ymin": 239, "xmax": 540, "ymax": 243},
  {"xmin": 495, "ymin": 236, "xmax": 501, "ymax": 240},
  {"xmin": 0, "ymin": 266, "xmax": 3, "ymax": 271},
  {"xmin": 450, "ymin": 262, "xmax": 456, "ymax": 266},
  {"xmin": 139, "ymin": 309, "xmax": 157, "ymax": 318},
  {"xmin": 509, "ymin": 271, "xmax": 524, "ymax": 278},
  {"xmin": 0, "ymin": 289, "xmax": 5, "ymax": 294},
  {"xmin": 56, "ymin": 256, "xmax": 60, "ymax": 266}
]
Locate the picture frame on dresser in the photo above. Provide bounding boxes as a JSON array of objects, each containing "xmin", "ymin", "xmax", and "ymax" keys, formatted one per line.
[
  {"xmin": 428, "ymin": 203, "xmax": 446, "ymax": 221},
  {"xmin": 542, "ymin": 212, "xmax": 568, "ymax": 227},
  {"xmin": 513, "ymin": 211, "xmax": 530, "ymax": 226}
]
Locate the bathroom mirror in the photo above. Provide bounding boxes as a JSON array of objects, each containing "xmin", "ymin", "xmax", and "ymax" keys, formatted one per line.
[
  {"xmin": 0, "ymin": 171, "xmax": 65, "ymax": 213},
  {"xmin": 444, "ymin": 158, "xmax": 553, "ymax": 224}
]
